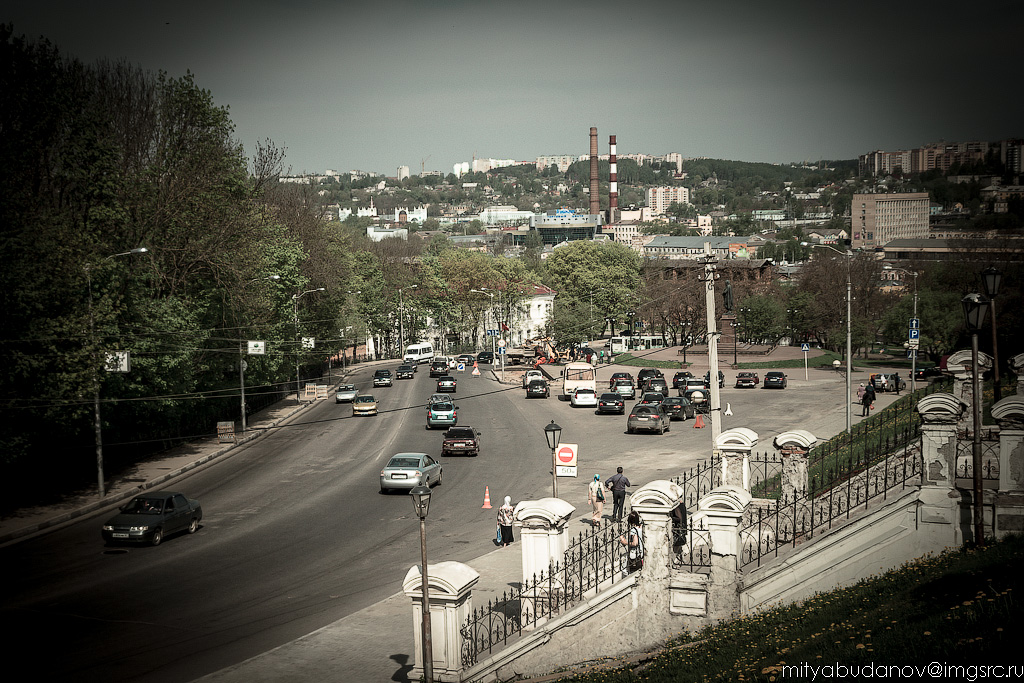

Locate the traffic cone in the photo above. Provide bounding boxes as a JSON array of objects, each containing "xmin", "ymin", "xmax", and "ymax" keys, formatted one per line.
[
  {"xmin": 693, "ymin": 413, "xmax": 705, "ymax": 429},
  {"xmin": 481, "ymin": 486, "xmax": 492, "ymax": 509}
]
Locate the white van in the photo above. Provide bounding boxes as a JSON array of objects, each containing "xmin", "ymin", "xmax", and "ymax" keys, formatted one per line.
[{"xmin": 403, "ymin": 342, "xmax": 435, "ymax": 365}]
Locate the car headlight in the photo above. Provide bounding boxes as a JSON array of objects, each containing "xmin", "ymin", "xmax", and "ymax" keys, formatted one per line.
[
  {"xmin": 102, "ymin": 525, "xmax": 114, "ymax": 531},
  {"xmin": 129, "ymin": 526, "xmax": 150, "ymax": 532}
]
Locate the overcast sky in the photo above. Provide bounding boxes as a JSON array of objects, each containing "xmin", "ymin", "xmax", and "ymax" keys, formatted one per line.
[{"xmin": 7, "ymin": 1, "xmax": 1022, "ymax": 176}]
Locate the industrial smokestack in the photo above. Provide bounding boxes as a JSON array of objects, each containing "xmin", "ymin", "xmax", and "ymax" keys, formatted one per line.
[
  {"xmin": 589, "ymin": 127, "xmax": 600, "ymax": 217},
  {"xmin": 608, "ymin": 134, "xmax": 618, "ymax": 224}
]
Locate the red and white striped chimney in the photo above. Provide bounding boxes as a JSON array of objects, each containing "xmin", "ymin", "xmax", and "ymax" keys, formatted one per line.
[
  {"xmin": 608, "ymin": 134, "xmax": 618, "ymax": 224},
  {"xmin": 589, "ymin": 127, "xmax": 600, "ymax": 217}
]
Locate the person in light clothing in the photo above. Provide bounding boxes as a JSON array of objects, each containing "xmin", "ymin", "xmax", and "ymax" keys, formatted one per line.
[{"xmin": 587, "ymin": 474, "xmax": 605, "ymax": 525}]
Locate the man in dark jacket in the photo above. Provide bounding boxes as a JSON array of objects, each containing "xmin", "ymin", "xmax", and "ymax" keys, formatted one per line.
[
  {"xmin": 605, "ymin": 467, "xmax": 631, "ymax": 521},
  {"xmin": 861, "ymin": 383, "xmax": 876, "ymax": 416}
]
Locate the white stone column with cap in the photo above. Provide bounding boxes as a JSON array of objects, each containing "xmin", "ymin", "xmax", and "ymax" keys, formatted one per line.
[
  {"xmin": 992, "ymin": 396, "xmax": 1024, "ymax": 493},
  {"xmin": 630, "ymin": 480, "xmax": 687, "ymax": 635},
  {"xmin": 716, "ymin": 427, "xmax": 758, "ymax": 492},
  {"xmin": 773, "ymin": 429, "xmax": 816, "ymax": 501},
  {"xmin": 916, "ymin": 393, "xmax": 967, "ymax": 549},
  {"xmin": 690, "ymin": 485, "xmax": 750, "ymax": 619},
  {"xmin": 513, "ymin": 498, "xmax": 575, "ymax": 630},
  {"xmin": 946, "ymin": 349, "xmax": 993, "ymax": 431},
  {"xmin": 1010, "ymin": 353, "xmax": 1024, "ymax": 396},
  {"xmin": 402, "ymin": 561, "xmax": 480, "ymax": 683}
]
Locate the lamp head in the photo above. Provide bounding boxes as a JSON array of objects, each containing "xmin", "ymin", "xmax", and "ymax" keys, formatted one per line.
[
  {"xmin": 544, "ymin": 420, "xmax": 562, "ymax": 451},
  {"xmin": 961, "ymin": 293, "xmax": 990, "ymax": 333},
  {"xmin": 410, "ymin": 485, "xmax": 431, "ymax": 519}
]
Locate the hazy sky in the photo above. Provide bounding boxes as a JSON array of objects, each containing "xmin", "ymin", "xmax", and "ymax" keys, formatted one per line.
[{"xmin": 7, "ymin": 1, "xmax": 1022, "ymax": 176}]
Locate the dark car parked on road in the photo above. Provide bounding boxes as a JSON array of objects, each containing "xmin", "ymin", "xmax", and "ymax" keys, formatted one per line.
[
  {"xmin": 661, "ymin": 396, "xmax": 695, "ymax": 421},
  {"xmin": 627, "ymin": 404, "xmax": 671, "ymax": 435},
  {"xmin": 735, "ymin": 371, "xmax": 759, "ymax": 388},
  {"xmin": 640, "ymin": 376, "xmax": 669, "ymax": 396},
  {"xmin": 597, "ymin": 392, "xmax": 625, "ymax": 414},
  {"xmin": 526, "ymin": 379, "xmax": 550, "ymax": 398},
  {"xmin": 763, "ymin": 371, "xmax": 788, "ymax": 389},
  {"xmin": 672, "ymin": 371, "xmax": 694, "ymax": 389},
  {"xmin": 102, "ymin": 491, "xmax": 202, "ymax": 546},
  {"xmin": 636, "ymin": 368, "xmax": 665, "ymax": 384},
  {"xmin": 477, "ymin": 351, "xmax": 495, "ymax": 364}
]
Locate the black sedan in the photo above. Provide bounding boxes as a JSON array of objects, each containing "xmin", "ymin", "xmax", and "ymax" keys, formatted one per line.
[
  {"xmin": 101, "ymin": 491, "xmax": 202, "ymax": 546},
  {"xmin": 396, "ymin": 364, "xmax": 416, "ymax": 379},
  {"xmin": 597, "ymin": 392, "xmax": 625, "ymax": 414},
  {"xmin": 661, "ymin": 396, "xmax": 695, "ymax": 420},
  {"xmin": 526, "ymin": 379, "xmax": 550, "ymax": 398},
  {"xmin": 436, "ymin": 375, "xmax": 457, "ymax": 392},
  {"xmin": 763, "ymin": 371, "xmax": 788, "ymax": 389},
  {"xmin": 672, "ymin": 371, "xmax": 694, "ymax": 389}
]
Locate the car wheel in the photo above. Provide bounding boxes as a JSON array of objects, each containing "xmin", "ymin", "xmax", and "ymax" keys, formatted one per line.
[
  {"xmin": 627, "ymin": 426, "xmax": 634, "ymax": 434},
  {"xmin": 666, "ymin": 422, "xmax": 671, "ymax": 432},
  {"xmin": 187, "ymin": 518, "xmax": 199, "ymax": 534},
  {"xmin": 658, "ymin": 424, "xmax": 665, "ymax": 435},
  {"xmin": 436, "ymin": 470, "xmax": 443, "ymax": 485},
  {"xmin": 150, "ymin": 529, "xmax": 163, "ymax": 546}
]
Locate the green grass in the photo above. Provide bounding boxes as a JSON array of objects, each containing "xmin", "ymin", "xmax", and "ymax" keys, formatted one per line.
[{"xmin": 545, "ymin": 535, "xmax": 1024, "ymax": 681}]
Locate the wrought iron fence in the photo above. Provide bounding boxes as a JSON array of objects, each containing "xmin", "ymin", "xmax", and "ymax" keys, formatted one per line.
[
  {"xmin": 671, "ymin": 517, "xmax": 712, "ymax": 572},
  {"xmin": 955, "ymin": 431, "xmax": 1001, "ymax": 485},
  {"xmin": 739, "ymin": 442, "xmax": 923, "ymax": 568},
  {"xmin": 461, "ymin": 518, "xmax": 632, "ymax": 667},
  {"xmin": 672, "ymin": 456, "xmax": 721, "ymax": 508}
]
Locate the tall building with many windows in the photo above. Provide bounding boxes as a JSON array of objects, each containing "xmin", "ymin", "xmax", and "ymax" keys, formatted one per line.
[
  {"xmin": 851, "ymin": 193, "xmax": 930, "ymax": 249},
  {"xmin": 646, "ymin": 186, "xmax": 690, "ymax": 215}
]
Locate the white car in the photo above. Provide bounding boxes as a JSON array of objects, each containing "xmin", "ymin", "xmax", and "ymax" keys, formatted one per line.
[
  {"xmin": 522, "ymin": 369, "xmax": 544, "ymax": 388},
  {"xmin": 570, "ymin": 387, "xmax": 598, "ymax": 408},
  {"xmin": 335, "ymin": 383, "xmax": 358, "ymax": 403}
]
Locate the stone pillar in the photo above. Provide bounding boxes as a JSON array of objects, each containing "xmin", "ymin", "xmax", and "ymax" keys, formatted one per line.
[
  {"xmin": 916, "ymin": 393, "xmax": 967, "ymax": 549},
  {"xmin": 513, "ymin": 498, "xmax": 575, "ymax": 629},
  {"xmin": 773, "ymin": 429, "xmax": 817, "ymax": 501},
  {"xmin": 992, "ymin": 396, "xmax": 1024, "ymax": 493},
  {"xmin": 692, "ymin": 485, "xmax": 750, "ymax": 620},
  {"xmin": 1010, "ymin": 353, "xmax": 1024, "ymax": 397},
  {"xmin": 716, "ymin": 428, "xmax": 758, "ymax": 492},
  {"xmin": 402, "ymin": 561, "xmax": 480, "ymax": 683},
  {"xmin": 630, "ymin": 481, "xmax": 684, "ymax": 639},
  {"xmin": 946, "ymin": 349, "xmax": 993, "ymax": 431},
  {"xmin": 721, "ymin": 314, "xmax": 737, "ymax": 364}
]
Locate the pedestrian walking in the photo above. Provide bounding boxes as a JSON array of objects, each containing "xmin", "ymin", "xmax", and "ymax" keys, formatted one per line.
[
  {"xmin": 496, "ymin": 496, "xmax": 515, "ymax": 547},
  {"xmin": 587, "ymin": 474, "xmax": 605, "ymax": 525},
  {"xmin": 893, "ymin": 372, "xmax": 902, "ymax": 395},
  {"xmin": 619, "ymin": 510, "xmax": 644, "ymax": 575},
  {"xmin": 857, "ymin": 383, "xmax": 865, "ymax": 402},
  {"xmin": 861, "ymin": 383, "xmax": 876, "ymax": 417},
  {"xmin": 605, "ymin": 467, "xmax": 631, "ymax": 521}
]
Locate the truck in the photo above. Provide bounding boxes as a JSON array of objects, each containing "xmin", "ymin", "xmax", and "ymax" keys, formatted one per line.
[{"xmin": 441, "ymin": 426, "xmax": 481, "ymax": 457}]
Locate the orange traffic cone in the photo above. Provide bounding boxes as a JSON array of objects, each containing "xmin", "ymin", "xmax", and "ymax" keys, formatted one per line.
[
  {"xmin": 693, "ymin": 413, "xmax": 706, "ymax": 429},
  {"xmin": 481, "ymin": 486, "xmax": 492, "ymax": 509}
]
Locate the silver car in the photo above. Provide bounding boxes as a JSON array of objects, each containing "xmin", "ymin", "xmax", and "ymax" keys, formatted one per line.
[
  {"xmin": 380, "ymin": 452, "xmax": 442, "ymax": 493},
  {"xmin": 627, "ymin": 404, "xmax": 671, "ymax": 435},
  {"xmin": 335, "ymin": 383, "xmax": 358, "ymax": 403}
]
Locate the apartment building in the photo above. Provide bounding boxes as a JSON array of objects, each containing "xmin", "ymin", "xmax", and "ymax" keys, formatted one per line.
[
  {"xmin": 646, "ymin": 186, "xmax": 690, "ymax": 215},
  {"xmin": 851, "ymin": 193, "xmax": 930, "ymax": 249}
]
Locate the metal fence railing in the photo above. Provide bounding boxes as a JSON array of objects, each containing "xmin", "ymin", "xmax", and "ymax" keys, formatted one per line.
[{"xmin": 461, "ymin": 517, "xmax": 632, "ymax": 667}]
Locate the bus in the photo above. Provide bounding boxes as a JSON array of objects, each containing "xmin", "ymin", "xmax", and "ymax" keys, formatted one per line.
[
  {"xmin": 606, "ymin": 335, "xmax": 668, "ymax": 354},
  {"xmin": 561, "ymin": 362, "xmax": 596, "ymax": 399}
]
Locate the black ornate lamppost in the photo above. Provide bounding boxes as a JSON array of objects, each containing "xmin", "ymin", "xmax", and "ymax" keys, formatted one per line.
[{"xmin": 962, "ymin": 292, "xmax": 991, "ymax": 546}]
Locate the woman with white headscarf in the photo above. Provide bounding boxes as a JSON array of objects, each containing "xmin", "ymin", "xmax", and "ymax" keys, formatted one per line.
[
  {"xmin": 587, "ymin": 474, "xmax": 605, "ymax": 525},
  {"xmin": 497, "ymin": 496, "xmax": 515, "ymax": 547}
]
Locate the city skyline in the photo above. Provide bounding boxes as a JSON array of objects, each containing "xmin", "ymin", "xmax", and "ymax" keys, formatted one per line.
[{"xmin": 6, "ymin": 0, "xmax": 1022, "ymax": 177}]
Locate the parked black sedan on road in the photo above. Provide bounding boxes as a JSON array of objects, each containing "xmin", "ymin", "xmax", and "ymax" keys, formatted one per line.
[
  {"xmin": 597, "ymin": 392, "xmax": 625, "ymax": 415},
  {"xmin": 763, "ymin": 371, "xmax": 788, "ymax": 389},
  {"xmin": 102, "ymin": 491, "xmax": 202, "ymax": 546},
  {"xmin": 661, "ymin": 396, "xmax": 695, "ymax": 420},
  {"xmin": 526, "ymin": 379, "xmax": 550, "ymax": 398}
]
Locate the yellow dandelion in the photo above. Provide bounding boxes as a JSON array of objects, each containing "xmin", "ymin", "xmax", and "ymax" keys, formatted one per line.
[{"xmin": 924, "ymin": 631, "xmax": 932, "ymax": 636}]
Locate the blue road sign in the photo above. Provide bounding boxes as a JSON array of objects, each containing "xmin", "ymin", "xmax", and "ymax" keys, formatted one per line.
[
  {"xmin": 907, "ymin": 349, "xmax": 917, "ymax": 359},
  {"xmin": 908, "ymin": 329, "xmax": 920, "ymax": 340},
  {"xmin": 909, "ymin": 318, "xmax": 920, "ymax": 330},
  {"xmin": 801, "ymin": 343, "xmax": 810, "ymax": 352}
]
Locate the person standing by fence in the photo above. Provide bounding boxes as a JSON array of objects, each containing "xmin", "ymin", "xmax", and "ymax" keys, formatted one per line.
[
  {"xmin": 587, "ymin": 474, "xmax": 605, "ymax": 525},
  {"xmin": 605, "ymin": 467, "xmax": 631, "ymax": 521},
  {"xmin": 861, "ymin": 383, "xmax": 876, "ymax": 417}
]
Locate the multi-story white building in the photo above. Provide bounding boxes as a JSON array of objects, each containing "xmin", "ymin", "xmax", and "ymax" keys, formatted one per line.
[
  {"xmin": 535, "ymin": 155, "xmax": 580, "ymax": 173},
  {"xmin": 397, "ymin": 166, "xmax": 410, "ymax": 181},
  {"xmin": 851, "ymin": 192, "xmax": 930, "ymax": 249},
  {"xmin": 646, "ymin": 186, "xmax": 690, "ymax": 215}
]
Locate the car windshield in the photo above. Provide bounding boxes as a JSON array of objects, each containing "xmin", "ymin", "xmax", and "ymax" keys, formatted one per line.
[
  {"xmin": 339, "ymin": 384, "xmax": 355, "ymax": 391},
  {"xmin": 388, "ymin": 457, "xmax": 421, "ymax": 468},
  {"xmin": 447, "ymin": 428, "xmax": 474, "ymax": 438},
  {"xmin": 123, "ymin": 497, "xmax": 164, "ymax": 514},
  {"xmin": 355, "ymin": 396, "xmax": 374, "ymax": 403}
]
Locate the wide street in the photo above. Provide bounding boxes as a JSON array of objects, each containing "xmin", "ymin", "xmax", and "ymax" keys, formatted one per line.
[{"xmin": 0, "ymin": 353, "xmax": 875, "ymax": 682}]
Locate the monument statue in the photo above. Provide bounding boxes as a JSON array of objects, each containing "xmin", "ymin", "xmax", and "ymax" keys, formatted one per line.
[{"xmin": 723, "ymin": 279, "xmax": 734, "ymax": 314}]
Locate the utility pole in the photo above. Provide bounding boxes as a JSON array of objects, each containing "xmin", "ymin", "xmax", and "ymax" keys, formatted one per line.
[{"xmin": 701, "ymin": 242, "xmax": 722, "ymax": 441}]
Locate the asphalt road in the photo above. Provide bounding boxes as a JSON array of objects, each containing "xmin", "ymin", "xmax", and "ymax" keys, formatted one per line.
[{"xmin": 0, "ymin": 363, "xmax": 856, "ymax": 682}]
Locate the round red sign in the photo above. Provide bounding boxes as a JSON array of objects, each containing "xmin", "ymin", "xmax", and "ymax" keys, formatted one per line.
[{"xmin": 557, "ymin": 446, "xmax": 575, "ymax": 464}]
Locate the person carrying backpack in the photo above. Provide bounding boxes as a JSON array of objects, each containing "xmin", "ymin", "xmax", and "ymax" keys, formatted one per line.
[{"xmin": 619, "ymin": 510, "xmax": 644, "ymax": 574}]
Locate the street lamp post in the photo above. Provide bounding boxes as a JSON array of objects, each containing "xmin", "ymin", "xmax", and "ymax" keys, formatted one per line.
[
  {"xmin": 410, "ymin": 485, "xmax": 434, "ymax": 682},
  {"xmin": 85, "ymin": 247, "xmax": 148, "ymax": 498},
  {"xmin": 292, "ymin": 288, "xmax": 325, "ymax": 404},
  {"xmin": 240, "ymin": 275, "xmax": 281, "ymax": 431},
  {"xmin": 544, "ymin": 420, "xmax": 562, "ymax": 498},
  {"xmin": 805, "ymin": 243, "xmax": 852, "ymax": 432},
  {"xmin": 399, "ymin": 285, "xmax": 418, "ymax": 354},
  {"xmin": 981, "ymin": 267, "xmax": 1002, "ymax": 403},
  {"xmin": 962, "ymin": 293, "xmax": 991, "ymax": 546},
  {"xmin": 885, "ymin": 266, "xmax": 919, "ymax": 393}
]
